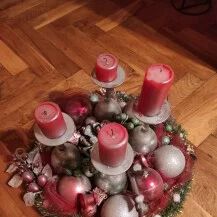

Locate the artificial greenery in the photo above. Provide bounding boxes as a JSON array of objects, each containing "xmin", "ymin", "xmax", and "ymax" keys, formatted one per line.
[{"xmin": 161, "ymin": 181, "xmax": 192, "ymax": 217}]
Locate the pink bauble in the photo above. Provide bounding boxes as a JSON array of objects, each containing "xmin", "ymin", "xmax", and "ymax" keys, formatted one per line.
[
  {"xmin": 37, "ymin": 175, "xmax": 47, "ymax": 187},
  {"xmin": 134, "ymin": 168, "xmax": 164, "ymax": 202},
  {"xmin": 63, "ymin": 95, "xmax": 92, "ymax": 126},
  {"xmin": 28, "ymin": 182, "xmax": 40, "ymax": 192},
  {"xmin": 22, "ymin": 171, "xmax": 34, "ymax": 183},
  {"xmin": 58, "ymin": 176, "xmax": 91, "ymax": 205}
]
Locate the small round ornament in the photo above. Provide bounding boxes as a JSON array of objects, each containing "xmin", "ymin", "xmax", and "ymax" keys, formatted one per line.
[
  {"xmin": 63, "ymin": 95, "xmax": 92, "ymax": 126},
  {"xmin": 37, "ymin": 175, "xmax": 47, "ymax": 187},
  {"xmin": 51, "ymin": 142, "xmax": 81, "ymax": 174},
  {"xmin": 85, "ymin": 116, "xmax": 97, "ymax": 125},
  {"xmin": 129, "ymin": 125, "xmax": 158, "ymax": 155},
  {"xmin": 28, "ymin": 182, "xmax": 40, "ymax": 192},
  {"xmin": 162, "ymin": 136, "xmax": 170, "ymax": 145},
  {"xmin": 101, "ymin": 195, "xmax": 139, "ymax": 217},
  {"xmin": 94, "ymin": 98, "xmax": 121, "ymax": 121},
  {"xmin": 58, "ymin": 176, "xmax": 91, "ymax": 205},
  {"xmin": 133, "ymin": 168, "xmax": 164, "ymax": 202},
  {"xmin": 22, "ymin": 171, "xmax": 34, "ymax": 183},
  {"xmin": 90, "ymin": 93, "xmax": 99, "ymax": 104},
  {"xmin": 154, "ymin": 145, "xmax": 186, "ymax": 178},
  {"xmin": 94, "ymin": 172, "xmax": 127, "ymax": 195}
]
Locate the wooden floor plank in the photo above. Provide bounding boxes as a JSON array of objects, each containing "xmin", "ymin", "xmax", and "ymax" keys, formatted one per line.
[
  {"xmin": 0, "ymin": 40, "xmax": 28, "ymax": 75},
  {"xmin": 172, "ymin": 75, "xmax": 217, "ymax": 146},
  {"xmin": 0, "ymin": 0, "xmax": 216, "ymax": 216},
  {"xmin": 31, "ymin": 0, "xmax": 87, "ymax": 29}
]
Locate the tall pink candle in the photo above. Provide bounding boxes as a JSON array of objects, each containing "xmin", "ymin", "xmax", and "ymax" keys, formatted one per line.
[
  {"xmin": 34, "ymin": 102, "xmax": 67, "ymax": 139},
  {"xmin": 98, "ymin": 123, "xmax": 128, "ymax": 167},
  {"xmin": 95, "ymin": 53, "xmax": 118, "ymax": 82},
  {"xmin": 137, "ymin": 64, "xmax": 174, "ymax": 116}
]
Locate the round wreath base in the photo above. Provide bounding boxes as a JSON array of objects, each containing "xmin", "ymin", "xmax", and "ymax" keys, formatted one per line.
[{"xmin": 6, "ymin": 91, "xmax": 196, "ymax": 217}]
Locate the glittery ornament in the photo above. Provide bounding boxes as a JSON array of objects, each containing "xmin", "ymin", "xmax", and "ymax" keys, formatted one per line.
[
  {"xmin": 165, "ymin": 124, "xmax": 173, "ymax": 132},
  {"xmin": 129, "ymin": 125, "xmax": 158, "ymax": 155},
  {"xmin": 162, "ymin": 136, "xmax": 170, "ymax": 145},
  {"xmin": 51, "ymin": 142, "xmax": 81, "ymax": 174},
  {"xmin": 90, "ymin": 93, "xmax": 99, "ymax": 104},
  {"xmin": 154, "ymin": 145, "xmax": 186, "ymax": 178},
  {"xmin": 58, "ymin": 176, "xmax": 91, "ymax": 205},
  {"xmin": 94, "ymin": 172, "xmax": 127, "ymax": 195},
  {"xmin": 133, "ymin": 168, "xmax": 164, "ymax": 202},
  {"xmin": 22, "ymin": 171, "xmax": 34, "ymax": 183},
  {"xmin": 94, "ymin": 99, "xmax": 121, "ymax": 121},
  {"xmin": 63, "ymin": 95, "xmax": 92, "ymax": 126},
  {"xmin": 101, "ymin": 195, "xmax": 139, "ymax": 217},
  {"xmin": 28, "ymin": 182, "xmax": 40, "ymax": 192},
  {"xmin": 37, "ymin": 175, "xmax": 47, "ymax": 187}
]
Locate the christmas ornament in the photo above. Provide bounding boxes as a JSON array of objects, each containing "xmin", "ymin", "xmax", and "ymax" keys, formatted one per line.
[
  {"xmin": 63, "ymin": 95, "xmax": 92, "ymax": 126},
  {"xmin": 85, "ymin": 116, "xmax": 97, "ymax": 125},
  {"xmin": 94, "ymin": 172, "xmax": 127, "ymax": 195},
  {"xmin": 154, "ymin": 145, "xmax": 186, "ymax": 178},
  {"xmin": 101, "ymin": 195, "xmax": 139, "ymax": 217},
  {"xmin": 90, "ymin": 93, "xmax": 99, "ymax": 104},
  {"xmin": 28, "ymin": 182, "xmax": 40, "ymax": 192},
  {"xmin": 162, "ymin": 136, "xmax": 170, "ymax": 145},
  {"xmin": 94, "ymin": 98, "xmax": 121, "ymax": 121},
  {"xmin": 129, "ymin": 125, "xmax": 158, "ymax": 155},
  {"xmin": 22, "ymin": 171, "xmax": 34, "ymax": 183},
  {"xmin": 51, "ymin": 142, "xmax": 81, "ymax": 174},
  {"xmin": 133, "ymin": 168, "xmax": 164, "ymax": 202},
  {"xmin": 58, "ymin": 176, "xmax": 91, "ymax": 205},
  {"xmin": 124, "ymin": 100, "xmax": 136, "ymax": 119},
  {"xmin": 37, "ymin": 175, "xmax": 47, "ymax": 187},
  {"xmin": 78, "ymin": 188, "xmax": 107, "ymax": 217}
]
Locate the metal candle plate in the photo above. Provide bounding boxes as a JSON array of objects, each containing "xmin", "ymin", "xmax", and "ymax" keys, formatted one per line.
[
  {"xmin": 91, "ymin": 65, "xmax": 125, "ymax": 89},
  {"xmin": 134, "ymin": 100, "xmax": 171, "ymax": 125},
  {"xmin": 91, "ymin": 143, "xmax": 134, "ymax": 175},
  {"xmin": 34, "ymin": 113, "xmax": 76, "ymax": 146}
]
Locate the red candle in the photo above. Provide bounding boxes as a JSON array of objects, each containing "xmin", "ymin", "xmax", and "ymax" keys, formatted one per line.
[
  {"xmin": 98, "ymin": 123, "xmax": 128, "ymax": 167},
  {"xmin": 137, "ymin": 64, "xmax": 174, "ymax": 116},
  {"xmin": 34, "ymin": 102, "xmax": 67, "ymax": 139},
  {"xmin": 95, "ymin": 53, "xmax": 118, "ymax": 82}
]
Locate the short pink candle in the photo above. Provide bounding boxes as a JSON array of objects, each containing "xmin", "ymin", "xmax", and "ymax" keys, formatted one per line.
[
  {"xmin": 98, "ymin": 123, "xmax": 128, "ymax": 167},
  {"xmin": 34, "ymin": 102, "xmax": 67, "ymax": 139},
  {"xmin": 137, "ymin": 64, "xmax": 174, "ymax": 116},
  {"xmin": 95, "ymin": 53, "xmax": 118, "ymax": 82}
]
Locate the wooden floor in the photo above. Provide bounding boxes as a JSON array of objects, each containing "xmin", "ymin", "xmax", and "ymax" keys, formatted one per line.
[{"xmin": 0, "ymin": 0, "xmax": 217, "ymax": 216}]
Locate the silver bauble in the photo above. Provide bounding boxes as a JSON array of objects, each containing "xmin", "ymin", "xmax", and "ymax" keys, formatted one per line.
[
  {"xmin": 51, "ymin": 142, "xmax": 81, "ymax": 174},
  {"xmin": 129, "ymin": 125, "xmax": 158, "ymax": 154},
  {"xmin": 101, "ymin": 195, "xmax": 139, "ymax": 217},
  {"xmin": 94, "ymin": 98, "xmax": 121, "ymax": 121},
  {"xmin": 154, "ymin": 145, "xmax": 186, "ymax": 178},
  {"xmin": 124, "ymin": 100, "xmax": 136, "ymax": 119},
  {"xmin": 94, "ymin": 172, "xmax": 127, "ymax": 195}
]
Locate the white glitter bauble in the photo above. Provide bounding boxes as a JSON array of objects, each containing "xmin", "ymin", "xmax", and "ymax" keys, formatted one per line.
[
  {"xmin": 101, "ymin": 195, "xmax": 139, "ymax": 217},
  {"xmin": 154, "ymin": 145, "xmax": 186, "ymax": 178}
]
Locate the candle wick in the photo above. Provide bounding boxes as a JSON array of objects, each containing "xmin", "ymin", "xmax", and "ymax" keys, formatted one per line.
[
  {"xmin": 43, "ymin": 111, "xmax": 47, "ymax": 116},
  {"xmin": 107, "ymin": 129, "xmax": 115, "ymax": 138},
  {"xmin": 103, "ymin": 57, "xmax": 108, "ymax": 65},
  {"xmin": 160, "ymin": 68, "xmax": 162, "ymax": 72}
]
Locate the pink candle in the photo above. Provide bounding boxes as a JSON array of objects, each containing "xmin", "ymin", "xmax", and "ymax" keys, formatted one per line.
[
  {"xmin": 98, "ymin": 123, "xmax": 128, "ymax": 167},
  {"xmin": 95, "ymin": 53, "xmax": 118, "ymax": 82},
  {"xmin": 137, "ymin": 64, "xmax": 174, "ymax": 116},
  {"xmin": 34, "ymin": 102, "xmax": 67, "ymax": 139}
]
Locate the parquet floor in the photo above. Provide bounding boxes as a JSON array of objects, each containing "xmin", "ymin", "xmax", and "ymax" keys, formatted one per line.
[{"xmin": 0, "ymin": 0, "xmax": 216, "ymax": 217}]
